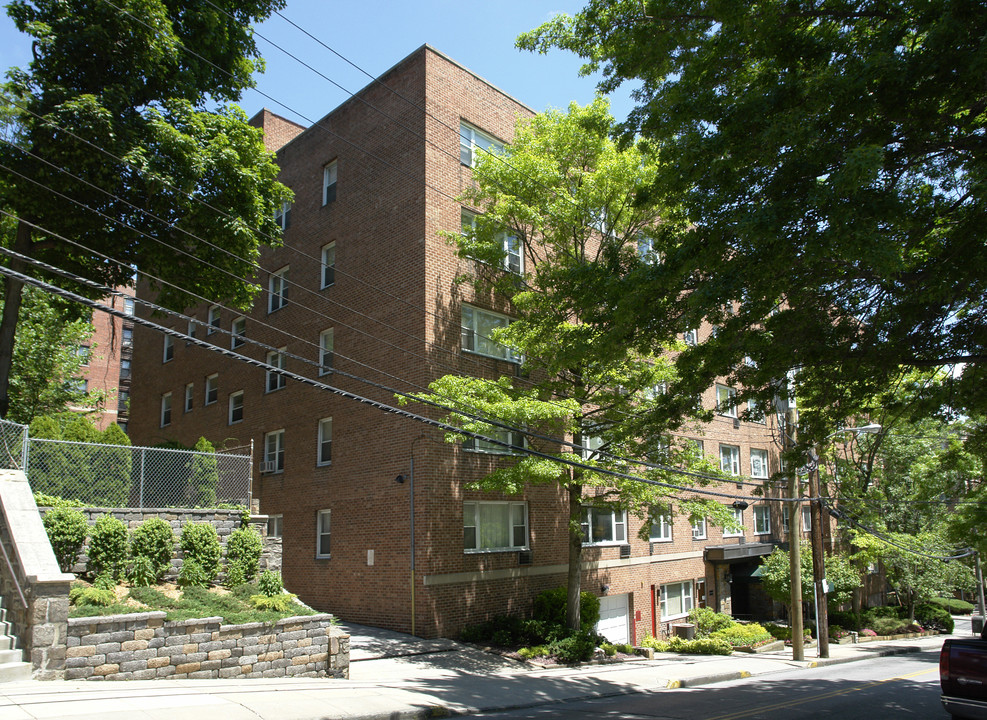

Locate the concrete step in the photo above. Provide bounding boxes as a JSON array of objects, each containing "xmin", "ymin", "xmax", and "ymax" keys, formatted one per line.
[
  {"xmin": 0, "ymin": 660, "xmax": 31, "ymax": 683},
  {"xmin": 0, "ymin": 635, "xmax": 13, "ymax": 651},
  {"xmin": 0, "ymin": 648, "xmax": 23, "ymax": 665}
]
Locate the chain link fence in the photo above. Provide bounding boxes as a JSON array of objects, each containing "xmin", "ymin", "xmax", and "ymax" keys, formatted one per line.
[{"xmin": 0, "ymin": 418, "xmax": 252, "ymax": 509}]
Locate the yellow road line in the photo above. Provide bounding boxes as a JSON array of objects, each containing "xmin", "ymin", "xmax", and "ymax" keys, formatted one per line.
[{"xmin": 704, "ymin": 667, "xmax": 937, "ymax": 720}]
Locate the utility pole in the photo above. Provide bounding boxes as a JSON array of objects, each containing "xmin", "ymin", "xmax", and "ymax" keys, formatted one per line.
[
  {"xmin": 784, "ymin": 407, "xmax": 804, "ymax": 661},
  {"xmin": 808, "ymin": 451, "xmax": 829, "ymax": 658}
]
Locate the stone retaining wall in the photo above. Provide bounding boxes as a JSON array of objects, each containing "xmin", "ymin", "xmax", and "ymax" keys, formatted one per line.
[{"xmin": 66, "ymin": 612, "xmax": 348, "ymax": 680}]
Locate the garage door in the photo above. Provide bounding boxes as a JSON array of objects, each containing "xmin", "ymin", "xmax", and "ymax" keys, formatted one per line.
[{"xmin": 596, "ymin": 593, "xmax": 630, "ymax": 644}]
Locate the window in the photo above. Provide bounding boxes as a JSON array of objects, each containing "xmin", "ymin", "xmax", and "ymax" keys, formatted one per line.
[
  {"xmin": 716, "ymin": 384, "xmax": 737, "ymax": 417},
  {"xmin": 319, "ymin": 328, "xmax": 334, "ymax": 375},
  {"xmin": 231, "ymin": 317, "xmax": 246, "ymax": 349},
  {"xmin": 322, "ymin": 161, "xmax": 337, "ymax": 205},
  {"xmin": 266, "ymin": 349, "xmax": 286, "ymax": 392},
  {"xmin": 754, "ymin": 505, "xmax": 771, "ymax": 535},
  {"xmin": 463, "ymin": 501, "xmax": 528, "ymax": 552},
  {"xmin": 120, "ymin": 359, "xmax": 131, "ymax": 380},
  {"xmin": 163, "ymin": 335, "xmax": 174, "ymax": 363},
  {"xmin": 719, "ymin": 444, "xmax": 741, "ymax": 475},
  {"xmin": 580, "ymin": 434, "xmax": 604, "ymax": 460},
  {"xmin": 205, "ymin": 374, "xmax": 218, "ymax": 405},
  {"xmin": 581, "ymin": 506, "xmax": 627, "ymax": 545},
  {"xmin": 124, "ymin": 297, "xmax": 135, "ymax": 316},
  {"xmin": 118, "ymin": 389, "xmax": 129, "ymax": 413},
  {"xmin": 461, "ymin": 305, "xmax": 520, "ymax": 362},
  {"xmin": 208, "ymin": 305, "xmax": 221, "ymax": 334},
  {"xmin": 638, "ymin": 235, "xmax": 658, "ymax": 263},
  {"xmin": 462, "ymin": 209, "xmax": 522, "ymax": 274},
  {"xmin": 268, "ymin": 266, "xmax": 288, "ymax": 313},
  {"xmin": 691, "ymin": 517, "xmax": 707, "ymax": 540},
  {"xmin": 650, "ymin": 511, "xmax": 672, "ymax": 542},
  {"xmin": 317, "ymin": 417, "xmax": 332, "ymax": 465},
  {"xmin": 748, "ymin": 397, "xmax": 766, "ymax": 423},
  {"xmin": 316, "ymin": 509, "xmax": 331, "ymax": 558},
  {"xmin": 661, "ymin": 581, "xmax": 695, "ymax": 619},
  {"xmin": 187, "ymin": 319, "xmax": 198, "ymax": 341},
  {"xmin": 274, "ymin": 200, "xmax": 291, "ymax": 230},
  {"xmin": 801, "ymin": 505, "xmax": 812, "ymax": 532},
  {"xmin": 75, "ymin": 344, "xmax": 91, "ymax": 365},
  {"xmin": 750, "ymin": 448, "xmax": 769, "ymax": 479},
  {"xmin": 184, "ymin": 383, "xmax": 193, "ymax": 413},
  {"xmin": 683, "ymin": 328, "xmax": 699, "ymax": 346},
  {"xmin": 460, "ymin": 121, "xmax": 504, "ymax": 167},
  {"xmin": 321, "ymin": 243, "xmax": 336, "ymax": 288},
  {"xmin": 121, "ymin": 327, "xmax": 133, "ymax": 349},
  {"xmin": 267, "ymin": 515, "xmax": 282, "ymax": 538},
  {"xmin": 264, "ymin": 429, "xmax": 285, "ymax": 472},
  {"xmin": 160, "ymin": 393, "xmax": 172, "ymax": 427},
  {"xmin": 229, "ymin": 391, "xmax": 244, "ymax": 424},
  {"xmin": 67, "ymin": 378, "xmax": 87, "ymax": 394},
  {"xmin": 463, "ymin": 427, "xmax": 525, "ymax": 455},
  {"xmin": 724, "ymin": 506, "xmax": 744, "ymax": 537},
  {"xmin": 782, "ymin": 506, "xmax": 790, "ymax": 533}
]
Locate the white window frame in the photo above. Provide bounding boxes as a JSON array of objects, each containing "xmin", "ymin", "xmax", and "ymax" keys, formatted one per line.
[
  {"xmin": 683, "ymin": 328, "xmax": 699, "ymax": 346},
  {"xmin": 660, "ymin": 580, "xmax": 695, "ymax": 620},
  {"xmin": 719, "ymin": 444, "xmax": 741, "ymax": 475},
  {"xmin": 266, "ymin": 349, "xmax": 286, "ymax": 393},
  {"xmin": 581, "ymin": 506, "xmax": 628, "ymax": 546},
  {"xmin": 801, "ymin": 505, "xmax": 812, "ymax": 532},
  {"xmin": 750, "ymin": 448, "xmax": 769, "ymax": 479},
  {"xmin": 187, "ymin": 319, "xmax": 198, "ymax": 341},
  {"xmin": 268, "ymin": 266, "xmax": 288, "ymax": 313},
  {"xmin": 121, "ymin": 327, "xmax": 133, "ymax": 349},
  {"xmin": 462, "ymin": 210, "xmax": 522, "ymax": 274},
  {"xmin": 321, "ymin": 242, "xmax": 335, "ymax": 288},
  {"xmin": 207, "ymin": 305, "xmax": 221, "ymax": 334},
  {"xmin": 274, "ymin": 199, "xmax": 291, "ymax": 230},
  {"xmin": 231, "ymin": 316, "xmax": 246, "ymax": 349},
  {"xmin": 754, "ymin": 505, "xmax": 771, "ymax": 535},
  {"xmin": 205, "ymin": 374, "xmax": 218, "ymax": 405},
  {"xmin": 317, "ymin": 417, "xmax": 332, "ymax": 466},
  {"xmin": 229, "ymin": 391, "xmax": 244, "ymax": 425},
  {"xmin": 723, "ymin": 506, "xmax": 744, "ymax": 537},
  {"xmin": 782, "ymin": 506, "xmax": 791, "ymax": 533},
  {"xmin": 267, "ymin": 514, "xmax": 283, "ymax": 538},
  {"xmin": 316, "ymin": 509, "xmax": 331, "ymax": 558},
  {"xmin": 463, "ymin": 500, "xmax": 529, "ymax": 553},
  {"xmin": 716, "ymin": 384, "xmax": 737, "ymax": 417},
  {"xmin": 461, "ymin": 304, "xmax": 520, "ymax": 363},
  {"xmin": 747, "ymin": 397, "xmax": 766, "ymax": 423},
  {"xmin": 580, "ymin": 434, "xmax": 604, "ymax": 461},
  {"xmin": 463, "ymin": 427, "xmax": 525, "ymax": 455},
  {"xmin": 319, "ymin": 328, "xmax": 334, "ymax": 376},
  {"xmin": 124, "ymin": 297, "xmax": 135, "ymax": 316},
  {"xmin": 184, "ymin": 383, "xmax": 194, "ymax": 413},
  {"xmin": 160, "ymin": 393, "xmax": 172, "ymax": 427},
  {"xmin": 264, "ymin": 429, "xmax": 285, "ymax": 473},
  {"xmin": 650, "ymin": 512, "xmax": 673, "ymax": 542},
  {"xmin": 459, "ymin": 121, "xmax": 504, "ymax": 167},
  {"xmin": 322, "ymin": 161, "xmax": 337, "ymax": 206},
  {"xmin": 691, "ymin": 517, "xmax": 707, "ymax": 540},
  {"xmin": 637, "ymin": 235, "xmax": 658, "ymax": 263},
  {"xmin": 163, "ymin": 334, "xmax": 174, "ymax": 363}
]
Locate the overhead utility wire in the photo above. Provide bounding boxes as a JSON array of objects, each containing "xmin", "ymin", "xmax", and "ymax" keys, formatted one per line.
[
  {"xmin": 0, "ymin": 262, "xmax": 793, "ymax": 504},
  {"xmin": 827, "ymin": 503, "xmax": 977, "ymax": 561}
]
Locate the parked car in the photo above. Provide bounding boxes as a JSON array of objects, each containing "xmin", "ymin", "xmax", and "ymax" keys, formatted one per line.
[{"xmin": 941, "ymin": 622, "xmax": 987, "ymax": 719}]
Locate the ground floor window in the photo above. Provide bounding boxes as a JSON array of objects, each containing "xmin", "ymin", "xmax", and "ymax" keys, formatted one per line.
[
  {"xmin": 463, "ymin": 501, "xmax": 528, "ymax": 552},
  {"xmin": 661, "ymin": 580, "xmax": 695, "ymax": 619},
  {"xmin": 581, "ymin": 506, "xmax": 627, "ymax": 545}
]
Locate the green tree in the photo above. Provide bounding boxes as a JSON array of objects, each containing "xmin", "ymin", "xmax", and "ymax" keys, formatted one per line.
[
  {"xmin": 408, "ymin": 99, "xmax": 728, "ymax": 631},
  {"xmin": 760, "ymin": 547, "xmax": 858, "ymax": 616},
  {"xmin": 191, "ymin": 436, "xmax": 219, "ymax": 507},
  {"xmin": 0, "ymin": 0, "xmax": 292, "ymax": 418},
  {"xmin": 519, "ymin": 0, "xmax": 987, "ymax": 442}
]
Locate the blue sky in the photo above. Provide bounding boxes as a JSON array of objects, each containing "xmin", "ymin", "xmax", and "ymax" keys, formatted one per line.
[{"xmin": 0, "ymin": 0, "xmax": 636, "ymax": 127}]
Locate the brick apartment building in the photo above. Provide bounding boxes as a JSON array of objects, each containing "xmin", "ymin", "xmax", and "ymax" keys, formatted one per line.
[
  {"xmin": 128, "ymin": 45, "xmax": 809, "ymax": 641},
  {"xmin": 73, "ymin": 289, "xmax": 134, "ymax": 431}
]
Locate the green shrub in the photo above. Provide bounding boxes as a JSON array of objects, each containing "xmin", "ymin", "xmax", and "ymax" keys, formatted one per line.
[
  {"xmin": 829, "ymin": 610, "xmax": 860, "ymax": 632},
  {"xmin": 33, "ymin": 492, "xmax": 83, "ymax": 507},
  {"xmin": 548, "ymin": 630, "xmax": 598, "ymax": 664},
  {"xmin": 870, "ymin": 617, "xmax": 909, "ymax": 636},
  {"xmin": 688, "ymin": 607, "xmax": 736, "ymax": 637},
  {"xmin": 863, "ymin": 606, "xmax": 905, "ymax": 627},
  {"xmin": 915, "ymin": 603, "xmax": 954, "ymax": 633},
  {"xmin": 257, "ymin": 570, "xmax": 284, "ymax": 597},
  {"xmin": 249, "ymin": 592, "xmax": 297, "ymax": 612},
  {"xmin": 69, "ymin": 578, "xmax": 116, "ymax": 607},
  {"xmin": 92, "ymin": 572, "xmax": 116, "ymax": 591},
  {"xmin": 763, "ymin": 623, "xmax": 790, "ymax": 641},
  {"xmin": 180, "ymin": 523, "xmax": 221, "ymax": 583},
  {"xmin": 225, "ymin": 527, "xmax": 262, "ymax": 585},
  {"xmin": 533, "ymin": 587, "xmax": 601, "ymax": 630},
  {"xmin": 517, "ymin": 645, "xmax": 550, "ymax": 659},
  {"xmin": 129, "ymin": 555, "xmax": 156, "ymax": 588},
  {"xmin": 930, "ymin": 597, "xmax": 976, "ymax": 615},
  {"xmin": 42, "ymin": 506, "xmax": 88, "ymax": 572},
  {"xmin": 711, "ymin": 622, "xmax": 773, "ymax": 648},
  {"xmin": 130, "ymin": 517, "xmax": 174, "ymax": 583},
  {"xmin": 641, "ymin": 634, "xmax": 732, "ymax": 655},
  {"xmin": 177, "ymin": 558, "xmax": 209, "ymax": 588},
  {"xmin": 87, "ymin": 515, "xmax": 128, "ymax": 580}
]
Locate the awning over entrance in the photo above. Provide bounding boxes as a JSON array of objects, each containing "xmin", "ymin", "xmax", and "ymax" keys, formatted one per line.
[{"xmin": 703, "ymin": 542, "xmax": 775, "ymax": 562}]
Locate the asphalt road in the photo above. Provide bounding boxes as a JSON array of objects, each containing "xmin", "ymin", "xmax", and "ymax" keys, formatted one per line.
[{"xmin": 472, "ymin": 646, "xmax": 945, "ymax": 719}]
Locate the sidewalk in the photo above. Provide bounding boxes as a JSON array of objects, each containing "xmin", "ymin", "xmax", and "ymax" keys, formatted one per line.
[{"xmin": 0, "ymin": 622, "xmax": 957, "ymax": 720}]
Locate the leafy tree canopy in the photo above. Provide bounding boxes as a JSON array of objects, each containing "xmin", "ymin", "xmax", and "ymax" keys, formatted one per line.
[
  {"xmin": 518, "ymin": 1, "xmax": 987, "ymax": 443},
  {"xmin": 760, "ymin": 546, "xmax": 858, "ymax": 611}
]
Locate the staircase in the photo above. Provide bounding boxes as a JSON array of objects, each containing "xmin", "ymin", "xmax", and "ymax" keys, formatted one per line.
[{"xmin": 0, "ymin": 595, "xmax": 30, "ymax": 682}]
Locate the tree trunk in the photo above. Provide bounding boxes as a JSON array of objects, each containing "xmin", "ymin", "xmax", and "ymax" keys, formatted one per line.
[
  {"xmin": 565, "ymin": 482, "xmax": 583, "ymax": 632},
  {"xmin": 0, "ymin": 220, "xmax": 32, "ymax": 419}
]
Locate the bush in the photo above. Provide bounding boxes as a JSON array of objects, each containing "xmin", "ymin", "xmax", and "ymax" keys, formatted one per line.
[
  {"xmin": 863, "ymin": 605, "xmax": 905, "ymax": 626},
  {"xmin": 33, "ymin": 492, "xmax": 83, "ymax": 507},
  {"xmin": 129, "ymin": 555, "xmax": 157, "ymax": 588},
  {"xmin": 517, "ymin": 645, "xmax": 550, "ymax": 660},
  {"xmin": 87, "ymin": 515, "xmax": 129, "ymax": 580},
  {"xmin": 69, "ymin": 582, "xmax": 115, "ymax": 607},
  {"xmin": 641, "ymin": 634, "xmax": 732, "ymax": 655},
  {"xmin": 871, "ymin": 617, "xmax": 909, "ymax": 636},
  {"xmin": 129, "ymin": 518, "xmax": 174, "ymax": 583},
  {"xmin": 180, "ymin": 523, "xmax": 221, "ymax": 583},
  {"xmin": 688, "ymin": 607, "xmax": 736, "ymax": 637},
  {"xmin": 257, "ymin": 570, "xmax": 284, "ymax": 597},
  {"xmin": 249, "ymin": 592, "xmax": 298, "ymax": 612},
  {"xmin": 916, "ymin": 603, "xmax": 955, "ymax": 633},
  {"xmin": 225, "ymin": 527, "xmax": 262, "ymax": 585},
  {"xmin": 711, "ymin": 622, "xmax": 773, "ymax": 648},
  {"xmin": 930, "ymin": 597, "xmax": 976, "ymax": 615},
  {"xmin": 177, "ymin": 558, "xmax": 209, "ymax": 588},
  {"xmin": 533, "ymin": 587, "xmax": 601, "ymax": 630},
  {"xmin": 42, "ymin": 506, "xmax": 88, "ymax": 572},
  {"xmin": 548, "ymin": 630, "xmax": 599, "ymax": 664},
  {"xmin": 829, "ymin": 610, "xmax": 860, "ymax": 632}
]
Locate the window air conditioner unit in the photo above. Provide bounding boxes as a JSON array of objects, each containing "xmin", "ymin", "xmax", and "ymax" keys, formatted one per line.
[
  {"xmin": 517, "ymin": 550, "xmax": 532, "ymax": 566},
  {"xmin": 259, "ymin": 461, "xmax": 277, "ymax": 474},
  {"xmin": 619, "ymin": 544, "xmax": 631, "ymax": 559}
]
